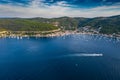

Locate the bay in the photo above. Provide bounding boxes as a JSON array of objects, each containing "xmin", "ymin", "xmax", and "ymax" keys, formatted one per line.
[{"xmin": 0, "ymin": 34, "xmax": 120, "ymax": 80}]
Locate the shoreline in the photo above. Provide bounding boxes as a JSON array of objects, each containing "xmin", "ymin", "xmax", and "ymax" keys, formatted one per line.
[{"xmin": 0, "ymin": 30, "xmax": 120, "ymax": 39}]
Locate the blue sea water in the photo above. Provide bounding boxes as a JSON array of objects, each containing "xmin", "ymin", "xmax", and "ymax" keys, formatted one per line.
[{"xmin": 0, "ymin": 34, "xmax": 120, "ymax": 80}]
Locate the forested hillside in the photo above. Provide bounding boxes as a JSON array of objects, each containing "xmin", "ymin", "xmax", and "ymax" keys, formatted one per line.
[
  {"xmin": 0, "ymin": 19, "xmax": 58, "ymax": 31},
  {"xmin": 0, "ymin": 15, "xmax": 120, "ymax": 34}
]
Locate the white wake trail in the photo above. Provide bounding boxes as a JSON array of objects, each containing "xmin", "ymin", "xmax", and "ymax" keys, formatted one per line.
[{"xmin": 60, "ymin": 53, "xmax": 103, "ymax": 57}]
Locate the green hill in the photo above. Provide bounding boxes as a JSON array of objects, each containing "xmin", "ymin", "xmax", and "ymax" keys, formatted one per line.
[
  {"xmin": 0, "ymin": 19, "xmax": 58, "ymax": 31},
  {"xmin": 0, "ymin": 15, "xmax": 120, "ymax": 34},
  {"xmin": 28, "ymin": 15, "xmax": 120, "ymax": 34},
  {"xmin": 78, "ymin": 15, "xmax": 120, "ymax": 34}
]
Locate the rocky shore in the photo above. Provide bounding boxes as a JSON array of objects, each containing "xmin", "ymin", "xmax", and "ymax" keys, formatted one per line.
[
  {"xmin": 0, "ymin": 30, "xmax": 120, "ymax": 39},
  {"xmin": 0, "ymin": 30, "xmax": 75, "ymax": 38}
]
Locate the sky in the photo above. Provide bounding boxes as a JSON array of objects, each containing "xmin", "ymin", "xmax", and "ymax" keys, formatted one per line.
[{"xmin": 0, "ymin": 0, "xmax": 120, "ymax": 18}]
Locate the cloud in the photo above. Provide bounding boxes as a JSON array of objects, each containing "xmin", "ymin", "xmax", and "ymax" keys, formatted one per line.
[
  {"xmin": 0, "ymin": 0, "xmax": 120, "ymax": 18},
  {"xmin": 29, "ymin": 0, "xmax": 46, "ymax": 7}
]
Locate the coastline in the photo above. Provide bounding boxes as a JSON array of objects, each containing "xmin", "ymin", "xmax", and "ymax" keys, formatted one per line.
[{"xmin": 0, "ymin": 30, "xmax": 120, "ymax": 39}]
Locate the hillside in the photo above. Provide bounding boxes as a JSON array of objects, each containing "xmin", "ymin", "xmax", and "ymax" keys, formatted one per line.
[
  {"xmin": 0, "ymin": 19, "xmax": 58, "ymax": 31},
  {"xmin": 27, "ymin": 15, "xmax": 120, "ymax": 34},
  {"xmin": 0, "ymin": 15, "xmax": 120, "ymax": 34},
  {"xmin": 78, "ymin": 15, "xmax": 120, "ymax": 34}
]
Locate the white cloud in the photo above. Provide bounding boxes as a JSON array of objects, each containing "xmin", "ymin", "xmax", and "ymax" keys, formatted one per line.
[
  {"xmin": 54, "ymin": 1, "xmax": 70, "ymax": 7},
  {"xmin": 29, "ymin": 0, "xmax": 46, "ymax": 7},
  {"xmin": 0, "ymin": 0, "xmax": 120, "ymax": 18}
]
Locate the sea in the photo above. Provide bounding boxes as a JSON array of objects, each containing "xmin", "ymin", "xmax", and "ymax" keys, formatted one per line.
[{"xmin": 0, "ymin": 34, "xmax": 120, "ymax": 80}]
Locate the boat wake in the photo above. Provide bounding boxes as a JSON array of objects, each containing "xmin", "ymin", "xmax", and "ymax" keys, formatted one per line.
[{"xmin": 58, "ymin": 53, "xmax": 103, "ymax": 58}]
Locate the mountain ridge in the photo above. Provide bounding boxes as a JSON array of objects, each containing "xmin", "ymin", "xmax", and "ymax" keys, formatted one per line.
[{"xmin": 0, "ymin": 15, "xmax": 120, "ymax": 34}]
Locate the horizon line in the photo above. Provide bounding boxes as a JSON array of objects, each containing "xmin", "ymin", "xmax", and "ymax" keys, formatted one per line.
[{"xmin": 0, "ymin": 14, "xmax": 120, "ymax": 19}]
